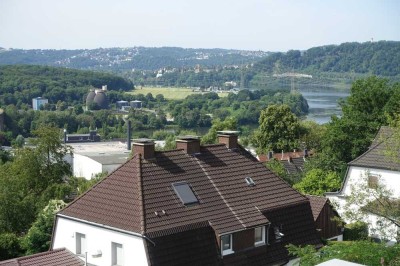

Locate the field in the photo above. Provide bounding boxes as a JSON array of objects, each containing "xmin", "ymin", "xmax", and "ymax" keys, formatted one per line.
[{"xmin": 128, "ymin": 87, "xmax": 228, "ymax": 100}]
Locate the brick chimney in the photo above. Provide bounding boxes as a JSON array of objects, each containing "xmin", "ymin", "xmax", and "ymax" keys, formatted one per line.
[
  {"xmin": 217, "ymin": 131, "xmax": 239, "ymax": 149},
  {"xmin": 176, "ymin": 136, "xmax": 200, "ymax": 154},
  {"xmin": 132, "ymin": 138, "xmax": 155, "ymax": 160}
]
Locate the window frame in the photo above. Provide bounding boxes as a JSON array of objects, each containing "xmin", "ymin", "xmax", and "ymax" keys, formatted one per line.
[
  {"xmin": 220, "ymin": 234, "xmax": 234, "ymax": 256},
  {"xmin": 75, "ymin": 232, "xmax": 86, "ymax": 257},
  {"xmin": 111, "ymin": 242, "xmax": 124, "ymax": 266},
  {"xmin": 254, "ymin": 226, "xmax": 266, "ymax": 246},
  {"xmin": 368, "ymin": 175, "xmax": 379, "ymax": 189}
]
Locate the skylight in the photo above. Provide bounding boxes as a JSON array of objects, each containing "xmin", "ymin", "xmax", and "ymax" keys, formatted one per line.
[
  {"xmin": 245, "ymin": 177, "xmax": 256, "ymax": 186},
  {"xmin": 172, "ymin": 182, "xmax": 199, "ymax": 205}
]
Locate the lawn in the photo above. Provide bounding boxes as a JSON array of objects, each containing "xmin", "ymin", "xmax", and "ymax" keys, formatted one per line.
[{"xmin": 128, "ymin": 87, "xmax": 228, "ymax": 100}]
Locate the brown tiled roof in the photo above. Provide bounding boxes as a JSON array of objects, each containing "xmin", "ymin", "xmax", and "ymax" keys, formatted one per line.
[
  {"xmin": 306, "ymin": 195, "xmax": 328, "ymax": 221},
  {"xmin": 58, "ymin": 142, "xmax": 320, "ymax": 265},
  {"xmin": 349, "ymin": 126, "xmax": 400, "ymax": 171},
  {"xmin": 0, "ymin": 248, "xmax": 83, "ymax": 266},
  {"xmin": 60, "ymin": 144, "xmax": 307, "ymax": 235}
]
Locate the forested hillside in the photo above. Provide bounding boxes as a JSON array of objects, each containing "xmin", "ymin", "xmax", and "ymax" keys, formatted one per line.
[
  {"xmin": 253, "ymin": 41, "xmax": 400, "ymax": 77},
  {"xmin": 0, "ymin": 65, "xmax": 133, "ymax": 107},
  {"xmin": 0, "ymin": 47, "xmax": 268, "ymax": 71}
]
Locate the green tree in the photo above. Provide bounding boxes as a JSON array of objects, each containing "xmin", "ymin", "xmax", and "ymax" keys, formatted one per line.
[
  {"xmin": 201, "ymin": 117, "xmax": 238, "ymax": 144},
  {"xmin": 287, "ymin": 241, "xmax": 400, "ymax": 266},
  {"xmin": 21, "ymin": 200, "xmax": 67, "ymax": 255},
  {"xmin": 293, "ymin": 169, "xmax": 341, "ymax": 196},
  {"xmin": 0, "ymin": 232, "xmax": 23, "ymax": 260},
  {"xmin": 253, "ymin": 104, "xmax": 302, "ymax": 153}
]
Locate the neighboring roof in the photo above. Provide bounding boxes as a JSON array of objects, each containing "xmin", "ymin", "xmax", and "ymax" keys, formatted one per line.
[
  {"xmin": 349, "ymin": 126, "xmax": 400, "ymax": 171},
  {"xmin": 85, "ymin": 154, "xmax": 129, "ymax": 165},
  {"xmin": 0, "ymin": 248, "xmax": 84, "ymax": 266},
  {"xmin": 306, "ymin": 195, "xmax": 328, "ymax": 221},
  {"xmin": 259, "ymin": 150, "xmax": 313, "ymax": 175},
  {"xmin": 60, "ymin": 144, "xmax": 309, "ymax": 235}
]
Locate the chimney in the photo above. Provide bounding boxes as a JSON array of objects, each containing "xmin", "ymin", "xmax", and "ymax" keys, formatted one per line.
[
  {"xmin": 304, "ymin": 149, "xmax": 308, "ymax": 158},
  {"xmin": 127, "ymin": 120, "xmax": 132, "ymax": 150},
  {"xmin": 267, "ymin": 151, "xmax": 273, "ymax": 160},
  {"xmin": 176, "ymin": 136, "xmax": 200, "ymax": 154},
  {"xmin": 132, "ymin": 139, "xmax": 155, "ymax": 160},
  {"xmin": 217, "ymin": 131, "xmax": 239, "ymax": 150}
]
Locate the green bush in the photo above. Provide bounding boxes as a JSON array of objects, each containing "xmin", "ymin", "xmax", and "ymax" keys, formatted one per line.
[{"xmin": 343, "ymin": 221, "xmax": 369, "ymax": 241}]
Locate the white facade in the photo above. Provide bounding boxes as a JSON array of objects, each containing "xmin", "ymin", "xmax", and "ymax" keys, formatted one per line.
[
  {"xmin": 32, "ymin": 97, "xmax": 48, "ymax": 110},
  {"xmin": 73, "ymin": 154, "xmax": 104, "ymax": 180},
  {"xmin": 52, "ymin": 216, "xmax": 149, "ymax": 266},
  {"xmin": 326, "ymin": 165, "xmax": 400, "ymax": 242}
]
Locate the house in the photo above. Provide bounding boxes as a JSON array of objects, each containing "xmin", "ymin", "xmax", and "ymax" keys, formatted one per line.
[
  {"xmin": 0, "ymin": 248, "xmax": 83, "ymax": 266},
  {"xmin": 258, "ymin": 150, "xmax": 312, "ymax": 176},
  {"xmin": 307, "ymin": 195, "xmax": 343, "ymax": 241},
  {"xmin": 326, "ymin": 126, "xmax": 400, "ymax": 242},
  {"xmin": 52, "ymin": 132, "xmax": 321, "ymax": 265}
]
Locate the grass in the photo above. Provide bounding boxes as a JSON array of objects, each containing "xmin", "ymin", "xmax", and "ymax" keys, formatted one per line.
[{"xmin": 128, "ymin": 87, "xmax": 228, "ymax": 100}]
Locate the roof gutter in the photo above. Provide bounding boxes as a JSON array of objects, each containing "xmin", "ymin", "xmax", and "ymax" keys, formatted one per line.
[{"xmin": 56, "ymin": 214, "xmax": 156, "ymax": 246}]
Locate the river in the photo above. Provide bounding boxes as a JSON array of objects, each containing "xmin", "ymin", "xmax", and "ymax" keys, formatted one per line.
[{"xmin": 298, "ymin": 88, "xmax": 350, "ymax": 124}]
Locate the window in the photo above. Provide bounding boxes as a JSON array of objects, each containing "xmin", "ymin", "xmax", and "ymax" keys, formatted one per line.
[
  {"xmin": 245, "ymin": 177, "xmax": 256, "ymax": 186},
  {"xmin": 112, "ymin": 242, "xmax": 123, "ymax": 266},
  {"xmin": 172, "ymin": 182, "xmax": 198, "ymax": 205},
  {"xmin": 76, "ymin": 233, "xmax": 86, "ymax": 256},
  {"xmin": 368, "ymin": 175, "xmax": 378, "ymax": 189},
  {"xmin": 221, "ymin": 234, "xmax": 233, "ymax": 255},
  {"xmin": 254, "ymin": 226, "xmax": 265, "ymax": 246}
]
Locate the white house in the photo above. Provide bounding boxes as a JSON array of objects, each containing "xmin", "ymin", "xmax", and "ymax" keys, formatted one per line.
[{"xmin": 326, "ymin": 127, "xmax": 400, "ymax": 242}]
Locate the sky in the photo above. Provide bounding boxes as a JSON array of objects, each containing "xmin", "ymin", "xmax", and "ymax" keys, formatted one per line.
[{"xmin": 0, "ymin": 0, "xmax": 399, "ymax": 52}]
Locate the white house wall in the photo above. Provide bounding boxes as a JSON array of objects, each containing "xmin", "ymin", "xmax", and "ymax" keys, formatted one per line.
[
  {"xmin": 341, "ymin": 166, "xmax": 400, "ymax": 196},
  {"xmin": 73, "ymin": 154, "xmax": 102, "ymax": 180},
  {"xmin": 327, "ymin": 166, "xmax": 400, "ymax": 242},
  {"xmin": 52, "ymin": 216, "xmax": 149, "ymax": 266}
]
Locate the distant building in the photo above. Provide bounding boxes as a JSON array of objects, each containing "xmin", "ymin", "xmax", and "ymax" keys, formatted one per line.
[
  {"xmin": 130, "ymin": 100, "xmax": 142, "ymax": 109},
  {"xmin": 64, "ymin": 130, "xmax": 101, "ymax": 143},
  {"xmin": 32, "ymin": 97, "xmax": 48, "ymax": 110},
  {"xmin": 258, "ymin": 150, "xmax": 313, "ymax": 176},
  {"xmin": 86, "ymin": 85, "xmax": 109, "ymax": 110},
  {"xmin": 116, "ymin": 100, "xmax": 129, "ymax": 110},
  {"xmin": 64, "ymin": 141, "xmax": 131, "ymax": 180},
  {"xmin": 0, "ymin": 109, "xmax": 4, "ymax": 131}
]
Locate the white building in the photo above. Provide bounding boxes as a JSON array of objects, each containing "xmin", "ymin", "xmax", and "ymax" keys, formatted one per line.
[
  {"xmin": 66, "ymin": 141, "xmax": 131, "ymax": 180},
  {"xmin": 32, "ymin": 97, "xmax": 48, "ymax": 110},
  {"xmin": 326, "ymin": 127, "xmax": 400, "ymax": 242}
]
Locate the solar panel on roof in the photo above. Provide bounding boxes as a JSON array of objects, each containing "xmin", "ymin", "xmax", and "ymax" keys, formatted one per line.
[{"xmin": 172, "ymin": 182, "xmax": 199, "ymax": 205}]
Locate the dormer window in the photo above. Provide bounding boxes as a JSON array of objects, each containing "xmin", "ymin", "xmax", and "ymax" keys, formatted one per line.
[
  {"xmin": 245, "ymin": 177, "xmax": 256, "ymax": 186},
  {"xmin": 220, "ymin": 234, "xmax": 233, "ymax": 256},
  {"xmin": 254, "ymin": 226, "xmax": 265, "ymax": 246}
]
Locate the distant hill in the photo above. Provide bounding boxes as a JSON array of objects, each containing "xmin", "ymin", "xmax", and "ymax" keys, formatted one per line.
[
  {"xmin": 0, "ymin": 47, "xmax": 269, "ymax": 71},
  {"xmin": 0, "ymin": 65, "xmax": 133, "ymax": 107},
  {"xmin": 253, "ymin": 41, "xmax": 400, "ymax": 77}
]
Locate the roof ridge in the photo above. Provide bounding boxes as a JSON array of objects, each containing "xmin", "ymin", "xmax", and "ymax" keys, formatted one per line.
[{"xmin": 138, "ymin": 154, "xmax": 146, "ymax": 234}]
